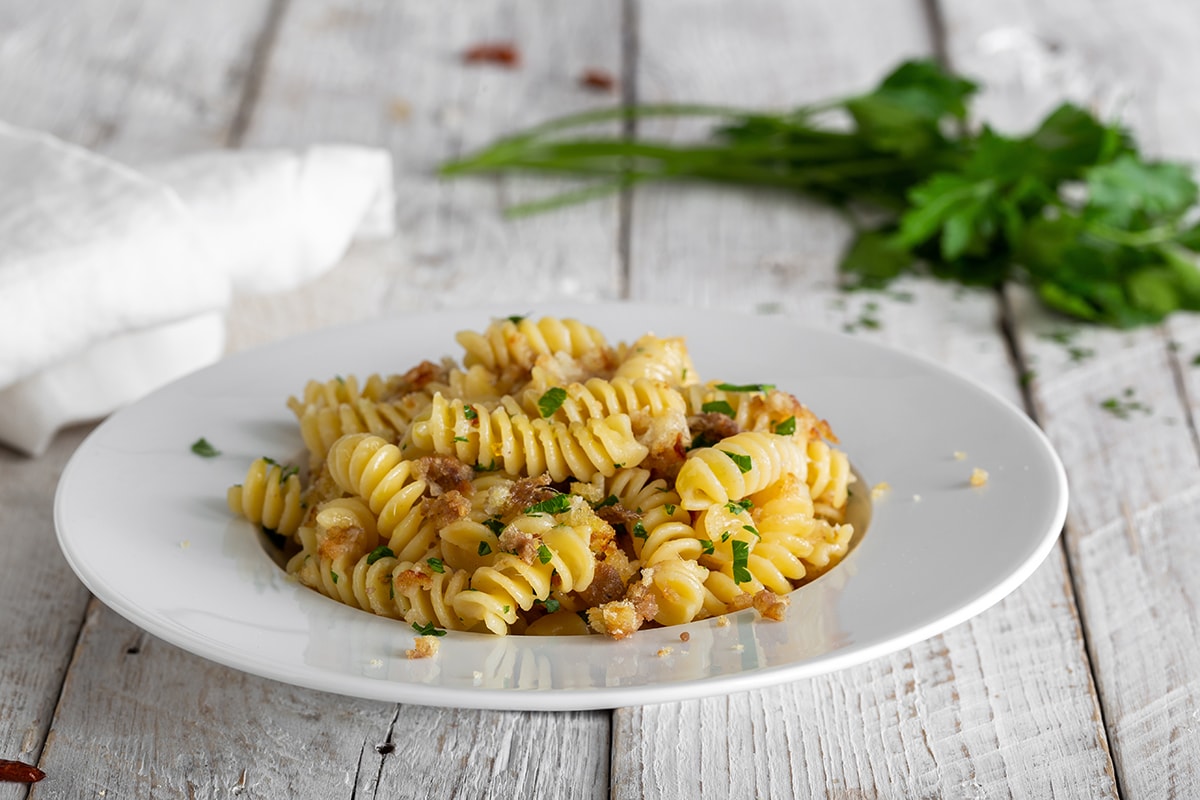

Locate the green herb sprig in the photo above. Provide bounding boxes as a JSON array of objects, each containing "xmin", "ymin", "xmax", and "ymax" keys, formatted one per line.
[{"xmin": 442, "ymin": 59, "xmax": 1200, "ymax": 328}]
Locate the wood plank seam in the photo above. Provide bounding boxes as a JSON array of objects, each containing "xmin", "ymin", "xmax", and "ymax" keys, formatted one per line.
[{"xmin": 225, "ymin": 0, "xmax": 292, "ymax": 148}]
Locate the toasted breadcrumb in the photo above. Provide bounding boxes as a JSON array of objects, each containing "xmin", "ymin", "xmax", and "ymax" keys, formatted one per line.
[
  {"xmin": 728, "ymin": 593, "xmax": 754, "ymax": 612},
  {"xmin": 752, "ymin": 590, "xmax": 790, "ymax": 622},
  {"xmin": 954, "ymin": 450, "xmax": 967, "ymax": 461},
  {"xmin": 656, "ymin": 647, "xmax": 673, "ymax": 658},
  {"xmin": 970, "ymin": 467, "xmax": 989, "ymax": 487},
  {"xmin": 587, "ymin": 600, "xmax": 642, "ymax": 640},
  {"xmin": 716, "ymin": 615, "xmax": 731, "ymax": 628},
  {"xmin": 406, "ymin": 635, "xmax": 440, "ymax": 659},
  {"xmin": 870, "ymin": 481, "xmax": 891, "ymax": 500}
]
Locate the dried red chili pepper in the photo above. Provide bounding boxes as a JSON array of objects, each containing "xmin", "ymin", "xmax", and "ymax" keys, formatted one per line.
[
  {"xmin": 463, "ymin": 42, "xmax": 520, "ymax": 67},
  {"xmin": 579, "ymin": 68, "xmax": 616, "ymax": 92},
  {"xmin": 0, "ymin": 759, "xmax": 45, "ymax": 783}
]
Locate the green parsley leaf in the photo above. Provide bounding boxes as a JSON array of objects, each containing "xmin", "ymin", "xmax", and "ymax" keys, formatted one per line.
[
  {"xmin": 592, "ymin": 494, "xmax": 620, "ymax": 510},
  {"xmin": 731, "ymin": 540, "xmax": 752, "ymax": 584},
  {"xmin": 463, "ymin": 405, "xmax": 478, "ymax": 420},
  {"xmin": 506, "ymin": 314, "xmax": 527, "ymax": 324},
  {"xmin": 477, "ymin": 541, "xmax": 493, "ymax": 556},
  {"xmin": 366, "ymin": 546, "xmax": 395, "ymax": 565},
  {"xmin": 453, "ymin": 435, "xmax": 469, "ymax": 442},
  {"xmin": 473, "ymin": 460, "xmax": 498, "ymax": 473},
  {"xmin": 725, "ymin": 498, "xmax": 753, "ymax": 514},
  {"xmin": 537, "ymin": 544, "xmax": 553, "ymax": 564},
  {"xmin": 427, "ymin": 557, "xmax": 445, "ymax": 574},
  {"xmin": 483, "ymin": 518, "xmax": 506, "ymax": 535},
  {"xmin": 526, "ymin": 494, "xmax": 572, "ymax": 515},
  {"xmin": 412, "ymin": 621, "xmax": 447, "ymax": 637},
  {"xmin": 714, "ymin": 382, "xmax": 775, "ymax": 393},
  {"xmin": 632, "ymin": 521, "xmax": 648, "ymax": 540},
  {"xmin": 330, "ymin": 570, "xmax": 339, "ymax": 585},
  {"xmin": 701, "ymin": 400, "xmax": 736, "ymax": 417},
  {"xmin": 699, "ymin": 539, "xmax": 715, "ymax": 555},
  {"xmin": 190, "ymin": 437, "xmax": 220, "ymax": 458},
  {"xmin": 664, "ymin": 503, "xmax": 676, "ymax": 516},
  {"xmin": 721, "ymin": 450, "xmax": 753, "ymax": 474},
  {"xmin": 772, "ymin": 416, "xmax": 797, "ymax": 436},
  {"xmin": 744, "ymin": 525, "xmax": 761, "ymax": 539},
  {"xmin": 537, "ymin": 387, "xmax": 569, "ymax": 418},
  {"xmin": 540, "ymin": 597, "xmax": 561, "ymax": 613}
]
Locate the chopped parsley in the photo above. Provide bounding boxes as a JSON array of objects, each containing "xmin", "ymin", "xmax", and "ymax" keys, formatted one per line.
[
  {"xmin": 592, "ymin": 494, "xmax": 619, "ymax": 510},
  {"xmin": 688, "ymin": 432, "xmax": 719, "ymax": 451},
  {"xmin": 632, "ymin": 521, "xmax": 648, "ymax": 540},
  {"xmin": 715, "ymin": 382, "xmax": 775, "ymax": 393},
  {"xmin": 721, "ymin": 450, "xmax": 753, "ymax": 474},
  {"xmin": 664, "ymin": 503, "xmax": 676, "ymax": 516},
  {"xmin": 453, "ymin": 435, "xmax": 469, "ymax": 443},
  {"xmin": 190, "ymin": 437, "xmax": 220, "ymax": 458},
  {"xmin": 463, "ymin": 405, "xmax": 478, "ymax": 420},
  {"xmin": 506, "ymin": 314, "xmax": 527, "ymax": 324},
  {"xmin": 366, "ymin": 546, "xmax": 395, "ymax": 565},
  {"xmin": 772, "ymin": 416, "xmax": 797, "ymax": 436},
  {"xmin": 1100, "ymin": 387, "xmax": 1151, "ymax": 419},
  {"xmin": 537, "ymin": 544, "xmax": 553, "ymax": 564},
  {"xmin": 477, "ymin": 541, "xmax": 493, "ymax": 556},
  {"xmin": 330, "ymin": 570, "xmax": 339, "ymax": 585},
  {"xmin": 731, "ymin": 540, "xmax": 752, "ymax": 583},
  {"xmin": 278, "ymin": 464, "xmax": 299, "ymax": 484},
  {"xmin": 701, "ymin": 400, "xmax": 736, "ymax": 417},
  {"xmin": 537, "ymin": 387, "xmax": 568, "ymax": 417},
  {"xmin": 526, "ymin": 494, "xmax": 572, "ymax": 515},
  {"xmin": 699, "ymin": 539, "xmax": 715, "ymax": 555},
  {"xmin": 744, "ymin": 525, "xmax": 761, "ymax": 539},
  {"xmin": 539, "ymin": 597, "xmax": 561, "ymax": 613},
  {"xmin": 412, "ymin": 621, "xmax": 447, "ymax": 637},
  {"xmin": 483, "ymin": 517, "xmax": 506, "ymax": 535},
  {"xmin": 473, "ymin": 460, "xmax": 498, "ymax": 473},
  {"xmin": 725, "ymin": 498, "xmax": 753, "ymax": 514},
  {"xmin": 427, "ymin": 557, "xmax": 445, "ymax": 574}
]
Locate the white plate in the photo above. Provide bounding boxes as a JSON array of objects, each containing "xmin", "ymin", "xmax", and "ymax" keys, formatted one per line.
[{"xmin": 55, "ymin": 302, "xmax": 1067, "ymax": 711}]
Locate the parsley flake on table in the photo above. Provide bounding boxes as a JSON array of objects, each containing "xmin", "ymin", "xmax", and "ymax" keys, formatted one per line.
[{"xmin": 190, "ymin": 437, "xmax": 221, "ymax": 457}]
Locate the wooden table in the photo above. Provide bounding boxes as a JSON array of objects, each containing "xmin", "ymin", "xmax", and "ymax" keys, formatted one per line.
[{"xmin": 3, "ymin": 1, "xmax": 1198, "ymax": 796}]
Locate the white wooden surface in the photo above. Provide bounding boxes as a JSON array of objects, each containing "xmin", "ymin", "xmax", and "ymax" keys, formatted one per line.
[{"xmin": 2, "ymin": 0, "xmax": 1198, "ymax": 797}]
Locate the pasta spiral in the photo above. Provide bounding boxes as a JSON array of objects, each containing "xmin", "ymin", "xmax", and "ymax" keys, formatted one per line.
[
  {"xmin": 408, "ymin": 392, "xmax": 649, "ymax": 482},
  {"xmin": 675, "ymin": 431, "xmax": 808, "ymax": 510},
  {"xmin": 452, "ymin": 514, "xmax": 597, "ymax": 634},
  {"xmin": 457, "ymin": 316, "xmax": 612, "ymax": 375},
  {"xmin": 613, "ymin": 334, "xmax": 697, "ymax": 386},
  {"xmin": 227, "ymin": 457, "xmax": 305, "ymax": 536}
]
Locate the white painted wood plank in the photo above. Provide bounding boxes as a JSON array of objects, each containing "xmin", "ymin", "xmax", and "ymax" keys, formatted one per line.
[
  {"xmin": 0, "ymin": 0, "xmax": 274, "ymax": 161},
  {"xmin": 615, "ymin": 0, "xmax": 1116, "ymax": 796},
  {"xmin": 941, "ymin": 0, "xmax": 1200, "ymax": 795},
  {"xmin": 225, "ymin": 0, "xmax": 628, "ymax": 355},
  {"xmin": 0, "ymin": 428, "xmax": 93, "ymax": 800}
]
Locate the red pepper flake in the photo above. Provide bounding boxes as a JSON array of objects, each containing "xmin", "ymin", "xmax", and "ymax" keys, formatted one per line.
[
  {"xmin": 580, "ymin": 68, "xmax": 617, "ymax": 92},
  {"xmin": 0, "ymin": 759, "xmax": 45, "ymax": 783},
  {"xmin": 463, "ymin": 42, "xmax": 520, "ymax": 68}
]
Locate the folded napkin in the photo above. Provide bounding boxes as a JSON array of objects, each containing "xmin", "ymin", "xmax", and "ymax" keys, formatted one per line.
[{"xmin": 0, "ymin": 122, "xmax": 395, "ymax": 456}]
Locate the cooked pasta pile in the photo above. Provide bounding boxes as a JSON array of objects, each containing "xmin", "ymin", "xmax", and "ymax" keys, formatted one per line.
[{"xmin": 227, "ymin": 316, "xmax": 856, "ymax": 638}]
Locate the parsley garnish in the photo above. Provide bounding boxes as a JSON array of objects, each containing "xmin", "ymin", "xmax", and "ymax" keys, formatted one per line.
[
  {"xmin": 1100, "ymin": 387, "xmax": 1151, "ymax": 419},
  {"xmin": 463, "ymin": 405, "xmax": 478, "ymax": 420},
  {"xmin": 427, "ymin": 557, "xmax": 445, "ymax": 574},
  {"xmin": 725, "ymin": 498, "xmax": 753, "ymax": 514},
  {"xmin": 664, "ymin": 503, "xmax": 676, "ymax": 516},
  {"xmin": 412, "ymin": 621, "xmax": 447, "ymax": 637},
  {"xmin": 721, "ymin": 451, "xmax": 753, "ymax": 474},
  {"xmin": 473, "ymin": 460, "xmax": 498, "ymax": 473},
  {"xmin": 699, "ymin": 539, "xmax": 715, "ymax": 555},
  {"xmin": 506, "ymin": 314, "xmax": 527, "ymax": 324},
  {"xmin": 483, "ymin": 518, "xmax": 505, "ymax": 535},
  {"xmin": 744, "ymin": 525, "xmax": 761, "ymax": 539},
  {"xmin": 190, "ymin": 437, "xmax": 220, "ymax": 458},
  {"xmin": 772, "ymin": 416, "xmax": 797, "ymax": 436},
  {"xmin": 278, "ymin": 465, "xmax": 299, "ymax": 484},
  {"xmin": 701, "ymin": 400, "xmax": 735, "ymax": 417},
  {"xmin": 330, "ymin": 570, "xmax": 339, "ymax": 585},
  {"xmin": 731, "ymin": 540, "xmax": 752, "ymax": 584},
  {"xmin": 688, "ymin": 432, "xmax": 719, "ymax": 451},
  {"xmin": 537, "ymin": 544, "xmax": 553, "ymax": 564},
  {"xmin": 478, "ymin": 541, "xmax": 493, "ymax": 556},
  {"xmin": 444, "ymin": 59, "xmax": 1200, "ymax": 329},
  {"xmin": 539, "ymin": 598, "xmax": 561, "ymax": 613},
  {"xmin": 366, "ymin": 546, "xmax": 394, "ymax": 565},
  {"xmin": 526, "ymin": 494, "xmax": 572, "ymax": 515},
  {"xmin": 714, "ymin": 382, "xmax": 775, "ymax": 393},
  {"xmin": 592, "ymin": 494, "xmax": 619, "ymax": 510},
  {"xmin": 632, "ymin": 521, "xmax": 648, "ymax": 540},
  {"xmin": 453, "ymin": 435, "xmax": 469, "ymax": 442},
  {"xmin": 537, "ymin": 387, "xmax": 568, "ymax": 417}
]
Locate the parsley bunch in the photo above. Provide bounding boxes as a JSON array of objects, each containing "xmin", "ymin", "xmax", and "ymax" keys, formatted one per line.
[{"xmin": 441, "ymin": 60, "xmax": 1200, "ymax": 327}]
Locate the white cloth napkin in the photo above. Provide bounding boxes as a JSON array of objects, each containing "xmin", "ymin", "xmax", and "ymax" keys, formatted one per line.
[{"xmin": 0, "ymin": 122, "xmax": 395, "ymax": 456}]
